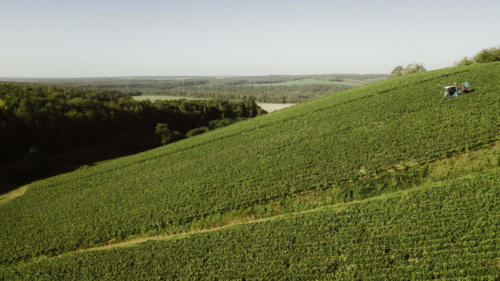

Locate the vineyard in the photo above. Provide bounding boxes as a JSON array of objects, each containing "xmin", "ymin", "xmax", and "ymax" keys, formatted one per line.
[
  {"xmin": 1, "ymin": 168, "xmax": 498, "ymax": 280},
  {"xmin": 0, "ymin": 62, "xmax": 499, "ymax": 279}
]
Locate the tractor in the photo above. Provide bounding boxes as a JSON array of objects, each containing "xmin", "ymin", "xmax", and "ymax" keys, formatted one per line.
[{"xmin": 442, "ymin": 81, "xmax": 472, "ymax": 98}]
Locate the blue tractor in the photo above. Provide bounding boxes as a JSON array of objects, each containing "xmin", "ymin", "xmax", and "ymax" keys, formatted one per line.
[{"xmin": 443, "ymin": 81, "xmax": 472, "ymax": 98}]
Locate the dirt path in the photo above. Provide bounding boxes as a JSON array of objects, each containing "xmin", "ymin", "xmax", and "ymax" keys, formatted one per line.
[
  {"xmin": 84, "ymin": 216, "xmax": 283, "ymax": 253},
  {"xmin": 48, "ymin": 190, "xmax": 402, "ymax": 260},
  {"xmin": 0, "ymin": 185, "xmax": 27, "ymax": 206}
]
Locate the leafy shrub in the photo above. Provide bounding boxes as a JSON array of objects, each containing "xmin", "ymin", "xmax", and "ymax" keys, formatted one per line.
[
  {"xmin": 208, "ymin": 118, "xmax": 238, "ymax": 129},
  {"xmin": 474, "ymin": 47, "xmax": 500, "ymax": 63},
  {"xmin": 185, "ymin": 126, "xmax": 209, "ymax": 137},
  {"xmin": 456, "ymin": 57, "xmax": 474, "ymax": 66},
  {"xmin": 456, "ymin": 47, "xmax": 500, "ymax": 66},
  {"xmin": 390, "ymin": 63, "xmax": 426, "ymax": 77},
  {"xmin": 155, "ymin": 123, "xmax": 185, "ymax": 145}
]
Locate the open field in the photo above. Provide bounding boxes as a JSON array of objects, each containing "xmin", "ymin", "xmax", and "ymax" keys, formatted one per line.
[
  {"xmin": 0, "ymin": 62, "xmax": 498, "ymax": 279},
  {"xmin": 248, "ymin": 78, "xmax": 364, "ymax": 87}
]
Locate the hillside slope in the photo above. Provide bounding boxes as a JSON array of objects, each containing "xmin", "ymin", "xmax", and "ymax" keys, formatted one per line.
[
  {"xmin": 2, "ymin": 167, "xmax": 498, "ymax": 280},
  {"xmin": 0, "ymin": 63, "xmax": 499, "ymax": 274}
]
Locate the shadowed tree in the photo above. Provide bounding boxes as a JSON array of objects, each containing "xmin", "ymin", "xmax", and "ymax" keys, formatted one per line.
[
  {"xmin": 455, "ymin": 47, "xmax": 500, "ymax": 66},
  {"xmin": 390, "ymin": 65, "xmax": 404, "ymax": 77},
  {"xmin": 456, "ymin": 57, "xmax": 474, "ymax": 66},
  {"xmin": 474, "ymin": 48, "xmax": 500, "ymax": 63},
  {"xmin": 391, "ymin": 64, "xmax": 426, "ymax": 77},
  {"xmin": 404, "ymin": 63, "xmax": 426, "ymax": 75}
]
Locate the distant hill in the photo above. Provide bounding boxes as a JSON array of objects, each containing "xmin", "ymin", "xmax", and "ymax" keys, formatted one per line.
[{"xmin": 0, "ymin": 62, "xmax": 498, "ymax": 280}]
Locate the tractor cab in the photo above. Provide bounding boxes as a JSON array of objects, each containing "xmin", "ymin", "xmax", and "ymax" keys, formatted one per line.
[
  {"xmin": 442, "ymin": 81, "xmax": 472, "ymax": 98},
  {"xmin": 442, "ymin": 86, "xmax": 457, "ymax": 98}
]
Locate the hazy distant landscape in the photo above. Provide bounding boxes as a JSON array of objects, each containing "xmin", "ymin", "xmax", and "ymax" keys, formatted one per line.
[{"xmin": 6, "ymin": 74, "xmax": 387, "ymax": 103}]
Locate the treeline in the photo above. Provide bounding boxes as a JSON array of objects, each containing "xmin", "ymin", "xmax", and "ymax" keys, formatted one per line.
[
  {"xmin": 390, "ymin": 47, "xmax": 500, "ymax": 78},
  {"xmin": 59, "ymin": 78, "xmax": 211, "ymax": 92},
  {"xmin": 160, "ymin": 84, "xmax": 353, "ymax": 103},
  {"xmin": 456, "ymin": 47, "xmax": 500, "ymax": 66},
  {"xmin": 390, "ymin": 63, "xmax": 426, "ymax": 77},
  {"xmin": 0, "ymin": 82, "xmax": 264, "ymax": 192},
  {"xmin": 17, "ymin": 74, "xmax": 389, "ymax": 104}
]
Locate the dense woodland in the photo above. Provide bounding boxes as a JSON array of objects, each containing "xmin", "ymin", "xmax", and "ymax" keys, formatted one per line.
[
  {"xmin": 160, "ymin": 84, "xmax": 352, "ymax": 103},
  {"xmin": 0, "ymin": 82, "xmax": 264, "ymax": 193}
]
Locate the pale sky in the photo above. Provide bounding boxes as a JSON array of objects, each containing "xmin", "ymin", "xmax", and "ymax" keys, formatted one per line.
[{"xmin": 1, "ymin": 0, "xmax": 499, "ymax": 77}]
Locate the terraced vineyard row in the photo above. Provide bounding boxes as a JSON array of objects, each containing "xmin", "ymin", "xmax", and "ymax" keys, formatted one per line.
[
  {"xmin": 1, "ymin": 63, "xmax": 499, "ymax": 265},
  {"xmin": 2, "ymin": 168, "xmax": 498, "ymax": 280}
]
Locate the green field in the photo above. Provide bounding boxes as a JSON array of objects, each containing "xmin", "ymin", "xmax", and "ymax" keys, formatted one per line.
[
  {"xmin": 248, "ymin": 78, "xmax": 364, "ymax": 87},
  {"xmin": 1, "ymin": 62, "xmax": 499, "ymax": 279}
]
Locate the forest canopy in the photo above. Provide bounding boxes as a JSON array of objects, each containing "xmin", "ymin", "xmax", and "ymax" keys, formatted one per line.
[{"xmin": 0, "ymin": 82, "xmax": 264, "ymax": 192}]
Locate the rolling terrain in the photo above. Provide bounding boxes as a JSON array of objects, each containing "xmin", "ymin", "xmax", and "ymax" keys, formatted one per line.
[
  {"xmin": 0, "ymin": 62, "xmax": 499, "ymax": 280},
  {"xmin": 5, "ymin": 74, "xmax": 386, "ymax": 103}
]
